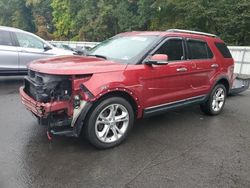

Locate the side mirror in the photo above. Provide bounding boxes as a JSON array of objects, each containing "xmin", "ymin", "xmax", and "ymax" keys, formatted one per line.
[
  {"xmin": 43, "ymin": 44, "xmax": 51, "ymax": 51},
  {"xmin": 146, "ymin": 54, "xmax": 168, "ymax": 65}
]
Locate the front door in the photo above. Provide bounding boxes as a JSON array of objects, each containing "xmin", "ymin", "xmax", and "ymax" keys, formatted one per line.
[{"xmin": 128, "ymin": 37, "xmax": 192, "ymax": 108}]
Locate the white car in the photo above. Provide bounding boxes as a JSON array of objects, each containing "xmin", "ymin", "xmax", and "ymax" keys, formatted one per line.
[{"xmin": 0, "ymin": 26, "xmax": 75, "ymax": 75}]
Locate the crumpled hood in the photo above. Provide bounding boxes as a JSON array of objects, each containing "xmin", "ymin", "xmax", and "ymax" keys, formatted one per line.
[{"xmin": 28, "ymin": 56, "xmax": 127, "ymax": 75}]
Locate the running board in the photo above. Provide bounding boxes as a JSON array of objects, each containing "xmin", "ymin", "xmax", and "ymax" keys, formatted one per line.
[{"xmin": 143, "ymin": 95, "xmax": 206, "ymax": 118}]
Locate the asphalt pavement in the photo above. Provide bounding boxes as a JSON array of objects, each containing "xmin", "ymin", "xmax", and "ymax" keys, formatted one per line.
[{"xmin": 0, "ymin": 76, "xmax": 249, "ymax": 188}]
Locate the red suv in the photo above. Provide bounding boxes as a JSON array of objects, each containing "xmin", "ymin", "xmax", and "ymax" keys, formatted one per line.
[{"xmin": 20, "ymin": 29, "xmax": 234, "ymax": 148}]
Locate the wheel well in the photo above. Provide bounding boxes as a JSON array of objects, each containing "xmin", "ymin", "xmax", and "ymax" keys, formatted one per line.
[
  {"xmin": 93, "ymin": 91, "xmax": 138, "ymax": 116},
  {"xmin": 78, "ymin": 91, "xmax": 138, "ymax": 136},
  {"xmin": 217, "ymin": 78, "xmax": 229, "ymax": 94}
]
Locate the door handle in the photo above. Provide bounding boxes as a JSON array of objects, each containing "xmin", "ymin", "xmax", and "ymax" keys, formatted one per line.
[
  {"xmin": 176, "ymin": 67, "xmax": 187, "ymax": 72},
  {"xmin": 211, "ymin": 64, "xmax": 219, "ymax": 68}
]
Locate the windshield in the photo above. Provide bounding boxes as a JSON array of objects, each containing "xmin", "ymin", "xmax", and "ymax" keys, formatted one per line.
[{"xmin": 88, "ymin": 35, "xmax": 159, "ymax": 64}]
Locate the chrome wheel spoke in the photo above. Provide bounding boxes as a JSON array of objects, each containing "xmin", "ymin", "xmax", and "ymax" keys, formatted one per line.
[
  {"xmin": 96, "ymin": 124, "xmax": 110, "ymax": 139},
  {"xmin": 215, "ymin": 101, "xmax": 219, "ymax": 110},
  {"xmin": 216, "ymin": 89, "xmax": 223, "ymax": 97},
  {"xmin": 212, "ymin": 100, "xmax": 216, "ymax": 110},
  {"xmin": 99, "ymin": 113, "xmax": 109, "ymax": 121},
  {"xmin": 212, "ymin": 87, "xmax": 225, "ymax": 112},
  {"xmin": 107, "ymin": 106, "xmax": 114, "ymax": 119},
  {"xmin": 103, "ymin": 126, "xmax": 110, "ymax": 141},
  {"xmin": 96, "ymin": 120, "xmax": 109, "ymax": 125},
  {"xmin": 115, "ymin": 125, "xmax": 123, "ymax": 135},
  {"xmin": 217, "ymin": 96, "xmax": 224, "ymax": 101},
  {"xmin": 107, "ymin": 104, "xmax": 118, "ymax": 118},
  {"xmin": 111, "ymin": 127, "xmax": 119, "ymax": 139},
  {"xmin": 112, "ymin": 105, "xmax": 119, "ymax": 117},
  {"xmin": 115, "ymin": 112, "xmax": 128, "ymax": 122}
]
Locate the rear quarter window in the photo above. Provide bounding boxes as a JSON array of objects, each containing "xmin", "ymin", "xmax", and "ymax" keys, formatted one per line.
[
  {"xmin": 0, "ymin": 30, "xmax": 13, "ymax": 46},
  {"xmin": 215, "ymin": 42, "xmax": 232, "ymax": 58},
  {"xmin": 187, "ymin": 39, "xmax": 213, "ymax": 60}
]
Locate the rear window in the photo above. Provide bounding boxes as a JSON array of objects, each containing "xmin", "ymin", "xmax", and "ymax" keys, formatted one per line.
[
  {"xmin": 0, "ymin": 30, "xmax": 13, "ymax": 46},
  {"xmin": 215, "ymin": 42, "xmax": 232, "ymax": 58},
  {"xmin": 187, "ymin": 39, "xmax": 213, "ymax": 60}
]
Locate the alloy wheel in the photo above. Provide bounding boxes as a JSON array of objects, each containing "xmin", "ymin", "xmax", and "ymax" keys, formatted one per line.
[
  {"xmin": 212, "ymin": 87, "xmax": 225, "ymax": 112},
  {"xmin": 95, "ymin": 104, "xmax": 129, "ymax": 143}
]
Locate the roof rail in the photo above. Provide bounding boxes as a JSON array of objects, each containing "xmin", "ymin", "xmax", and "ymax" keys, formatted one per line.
[{"xmin": 167, "ymin": 29, "xmax": 217, "ymax": 38}]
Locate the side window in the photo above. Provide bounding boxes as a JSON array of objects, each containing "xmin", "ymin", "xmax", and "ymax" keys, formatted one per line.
[
  {"xmin": 187, "ymin": 39, "xmax": 213, "ymax": 59},
  {"xmin": 0, "ymin": 30, "xmax": 13, "ymax": 46},
  {"xmin": 16, "ymin": 32, "xmax": 44, "ymax": 49},
  {"xmin": 155, "ymin": 38, "xmax": 184, "ymax": 61},
  {"xmin": 215, "ymin": 42, "xmax": 232, "ymax": 58}
]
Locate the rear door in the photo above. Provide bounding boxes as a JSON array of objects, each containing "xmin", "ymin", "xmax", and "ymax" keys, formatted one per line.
[
  {"xmin": 186, "ymin": 38, "xmax": 216, "ymax": 96},
  {"xmin": 14, "ymin": 32, "xmax": 53, "ymax": 72},
  {"xmin": 0, "ymin": 30, "xmax": 19, "ymax": 73}
]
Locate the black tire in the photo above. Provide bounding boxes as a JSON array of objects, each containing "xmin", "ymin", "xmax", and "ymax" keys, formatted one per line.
[
  {"xmin": 200, "ymin": 84, "xmax": 227, "ymax": 115},
  {"xmin": 85, "ymin": 97, "xmax": 134, "ymax": 149}
]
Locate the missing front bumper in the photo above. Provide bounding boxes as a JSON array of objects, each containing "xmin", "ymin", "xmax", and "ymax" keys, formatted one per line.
[{"xmin": 20, "ymin": 86, "xmax": 92, "ymax": 137}]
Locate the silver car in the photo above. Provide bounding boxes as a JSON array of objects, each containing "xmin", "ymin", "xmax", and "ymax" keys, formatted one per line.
[{"xmin": 0, "ymin": 26, "xmax": 75, "ymax": 75}]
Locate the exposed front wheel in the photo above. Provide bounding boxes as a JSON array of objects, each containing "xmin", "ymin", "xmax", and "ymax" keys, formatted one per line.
[
  {"xmin": 200, "ymin": 84, "xmax": 226, "ymax": 115},
  {"xmin": 85, "ymin": 97, "xmax": 134, "ymax": 149}
]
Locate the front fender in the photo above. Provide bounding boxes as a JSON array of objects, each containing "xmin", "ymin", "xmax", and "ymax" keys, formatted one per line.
[
  {"xmin": 91, "ymin": 87, "xmax": 142, "ymax": 118},
  {"xmin": 83, "ymin": 72, "xmax": 143, "ymax": 117}
]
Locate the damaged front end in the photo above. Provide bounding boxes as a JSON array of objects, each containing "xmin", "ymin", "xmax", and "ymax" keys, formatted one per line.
[{"xmin": 20, "ymin": 70, "xmax": 93, "ymax": 137}]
